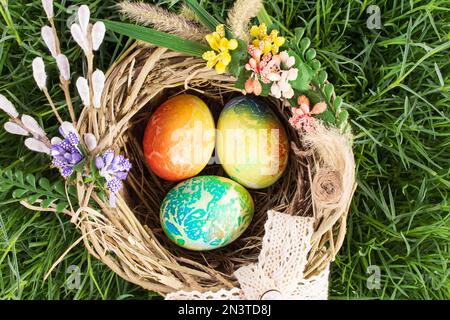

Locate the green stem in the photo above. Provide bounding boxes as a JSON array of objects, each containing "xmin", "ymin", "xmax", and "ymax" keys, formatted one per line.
[{"xmin": 0, "ymin": 1, "xmax": 22, "ymax": 45}]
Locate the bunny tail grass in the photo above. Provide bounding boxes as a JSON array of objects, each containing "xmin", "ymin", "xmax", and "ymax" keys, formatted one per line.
[
  {"xmin": 118, "ymin": 1, "xmax": 208, "ymax": 41},
  {"xmin": 227, "ymin": 0, "xmax": 263, "ymax": 41}
]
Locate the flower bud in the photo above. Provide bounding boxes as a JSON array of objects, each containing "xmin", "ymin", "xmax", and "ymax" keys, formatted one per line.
[
  {"xmin": 42, "ymin": 0, "xmax": 54, "ymax": 19},
  {"xmin": 56, "ymin": 54, "xmax": 70, "ymax": 81},
  {"xmin": 21, "ymin": 115, "xmax": 46, "ymax": 137},
  {"xmin": 76, "ymin": 77, "xmax": 90, "ymax": 106},
  {"xmin": 92, "ymin": 21, "xmax": 106, "ymax": 51},
  {"xmin": 41, "ymin": 26, "xmax": 57, "ymax": 58},
  {"xmin": 25, "ymin": 138, "xmax": 51, "ymax": 154},
  {"xmin": 4, "ymin": 122, "xmax": 29, "ymax": 136},
  {"xmin": 92, "ymin": 69, "xmax": 105, "ymax": 108},
  {"xmin": 32, "ymin": 57, "xmax": 47, "ymax": 90},
  {"xmin": 0, "ymin": 94, "xmax": 19, "ymax": 118}
]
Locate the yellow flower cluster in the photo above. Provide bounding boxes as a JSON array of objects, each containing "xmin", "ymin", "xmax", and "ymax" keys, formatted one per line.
[
  {"xmin": 250, "ymin": 23, "xmax": 285, "ymax": 55},
  {"xmin": 202, "ymin": 24, "xmax": 238, "ymax": 74}
]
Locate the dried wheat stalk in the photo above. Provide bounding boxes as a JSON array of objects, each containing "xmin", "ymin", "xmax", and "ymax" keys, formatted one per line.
[
  {"xmin": 227, "ymin": 0, "xmax": 263, "ymax": 42},
  {"xmin": 118, "ymin": 1, "xmax": 208, "ymax": 41}
]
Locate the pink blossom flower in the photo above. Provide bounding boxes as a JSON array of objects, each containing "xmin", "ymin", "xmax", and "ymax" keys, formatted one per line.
[
  {"xmin": 268, "ymin": 51, "xmax": 298, "ymax": 99},
  {"xmin": 243, "ymin": 42, "xmax": 272, "ymax": 95},
  {"xmin": 289, "ymin": 95, "xmax": 327, "ymax": 132}
]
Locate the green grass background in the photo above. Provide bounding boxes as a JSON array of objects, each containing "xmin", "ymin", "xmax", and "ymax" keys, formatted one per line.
[{"xmin": 0, "ymin": 0, "xmax": 449, "ymax": 299}]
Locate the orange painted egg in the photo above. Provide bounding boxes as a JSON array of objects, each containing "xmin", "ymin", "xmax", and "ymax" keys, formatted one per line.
[{"xmin": 143, "ymin": 94, "xmax": 215, "ymax": 181}]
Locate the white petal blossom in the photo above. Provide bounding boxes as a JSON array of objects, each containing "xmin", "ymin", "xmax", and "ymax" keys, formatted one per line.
[
  {"xmin": 92, "ymin": 69, "xmax": 105, "ymax": 108},
  {"xmin": 92, "ymin": 21, "xmax": 106, "ymax": 51},
  {"xmin": 0, "ymin": 94, "xmax": 19, "ymax": 118},
  {"xmin": 76, "ymin": 77, "xmax": 90, "ymax": 106},
  {"xmin": 4, "ymin": 122, "xmax": 29, "ymax": 136},
  {"xmin": 41, "ymin": 26, "xmax": 57, "ymax": 58},
  {"xmin": 32, "ymin": 57, "xmax": 47, "ymax": 90},
  {"xmin": 21, "ymin": 115, "xmax": 46, "ymax": 137},
  {"xmin": 25, "ymin": 138, "xmax": 51, "ymax": 154},
  {"xmin": 56, "ymin": 54, "xmax": 70, "ymax": 81}
]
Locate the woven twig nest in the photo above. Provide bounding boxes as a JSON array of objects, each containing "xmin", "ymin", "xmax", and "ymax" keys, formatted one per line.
[{"xmin": 74, "ymin": 42, "xmax": 356, "ymax": 296}]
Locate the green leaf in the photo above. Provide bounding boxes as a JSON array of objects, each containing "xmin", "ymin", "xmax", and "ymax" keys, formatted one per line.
[
  {"xmin": 316, "ymin": 109, "xmax": 337, "ymax": 126},
  {"xmin": 294, "ymin": 27, "xmax": 305, "ymax": 43},
  {"xmin": 27, "ymin": 194, "xmax": 40, "ymax": 203},
  {"xmin": 0, "ymin": 184, "xmax": 12, "ymax": 193},
  {"xmin": 235, "ymin": 69, "xmax": 249, "ymax": 90},
  {"xmin": 289, "ymin": 50, "xmax": 315, "ymax": 92},
  {"xmin": 15, "ymin": 170, "xmax": 23, "ymax": 185},
  {"xmin": 260, "ymin": 82, "xmax": 271, "ymax": 96},
  {"xmin": 228, "ymin": 39, "xmax": 248, "ymax": 77},
  {"xmin": 333, "ymin": 96, "xmax": 343, "ymax": 111},
  {"xmin": 324, "ymin": 83, "xmax": 334, "ymax": 102},
  {"xmin": 38, "ymin": 177, "xmax": 51, "ymax": 191},
  {"xmin": 13, "ymin": 189, "xmax": 28, "ymax": 198},
  {"xmin": 54, "ymin": 180, "xmax": 66, "ymax": 196},
  {"xmin": 317, "ymin": 70, "xmax": 328, "ymax": 84},
  {"xmin": 300, "ymin": 38, "xmax": 311, "ymax": 54},
  {"xmin": 5, "ymin": 169, "xmax": 13, "ymax": 181},
  {"xmin": 306, "ymin": 48, "xmax": 316, "ymax": 61},
  {"xmin": 41, "ymin": 198, "xmax": 55, "ymax": 208},
  {"xmin": 104, "ymin": 21, "xmax": 209, "ymax": 57},
  {"xmin": 185, "ymin": 0, "xmax": 220, "ymax": 31},
  {"xmin": 338, "ymin": 110, "xmax": 349, "ymax": 127},
  {"xmin": 56, "ymin": 202, "xmax": 68, "ymax": 213},
  {"xmin": 311, "ymin": 59, "xmax": 321, "ymax": 70},
  {"xmin": 26, "ymin": 174, "xmax": 36, "ymax": 188}
]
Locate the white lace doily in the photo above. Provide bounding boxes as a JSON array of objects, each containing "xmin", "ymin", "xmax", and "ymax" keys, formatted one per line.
[{"xmin": 166, "ymin": 210, "xmax": 329, "ymax": 300}]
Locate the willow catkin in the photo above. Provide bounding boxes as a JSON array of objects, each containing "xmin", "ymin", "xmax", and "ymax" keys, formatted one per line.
[
  {"xmin": 118, "ymin": 1, "xmax": 208, "ymax": 41},
  {"xmin": 226, "ymin": 0, "xmax": 263, "ymax": 42}
]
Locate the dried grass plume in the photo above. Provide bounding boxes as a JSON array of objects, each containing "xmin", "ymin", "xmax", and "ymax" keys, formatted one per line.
[
  {"xmin": 227, "ymin": 0, "xmax": 263, "ymax": 42},
  {"xmin": 118, "ymin": 1, "xmax": 208, "ymax": 41}
]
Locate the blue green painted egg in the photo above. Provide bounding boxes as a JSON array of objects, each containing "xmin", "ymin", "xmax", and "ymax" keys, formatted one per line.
[{"xmin": 160, "ymin": 176, "xmax": 254, "ymax": 251}]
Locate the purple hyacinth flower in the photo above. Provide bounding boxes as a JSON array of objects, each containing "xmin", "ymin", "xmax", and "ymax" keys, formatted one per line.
[
  {"xmin": 50, "ymin": 122, "xmax": 83, "ymax": 178},
  {"xmin": 95, "ymin": 149, "xmax": 132, "ymax": 208}
]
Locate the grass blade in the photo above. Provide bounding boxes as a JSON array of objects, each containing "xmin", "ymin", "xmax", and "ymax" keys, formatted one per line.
[{"xmin": 104, "ymin": 20, "xmax": 209, "ymax": 57}]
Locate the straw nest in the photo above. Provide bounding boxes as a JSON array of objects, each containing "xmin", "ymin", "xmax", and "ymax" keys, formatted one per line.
[{"xmin": 72, "ymin": 42, "xmax": 356, "ymax": 296}]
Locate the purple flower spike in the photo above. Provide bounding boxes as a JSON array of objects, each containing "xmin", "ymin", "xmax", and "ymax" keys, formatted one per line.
[
  {"xmin": 96, "ymin": 149, "xmax": 132, "ymax": 208},
  {"xmin": 50, "ymin": 122, "xmax": 83, "ymax": 178}
]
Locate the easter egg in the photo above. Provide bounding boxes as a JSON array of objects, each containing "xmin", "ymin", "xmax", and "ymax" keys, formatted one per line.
[
  {"xmin": 160, "ymin": 176, "xmax": 254, "ymax": 251},
  {"xmin": 143, "ymin": 94, "xmax": 215, "ymax": 181},
  {"xmin": 216, "ymin": 95, "xmax": 289, "ymax": 189}
]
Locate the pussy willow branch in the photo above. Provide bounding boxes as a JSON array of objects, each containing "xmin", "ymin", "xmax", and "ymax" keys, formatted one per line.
[
  {"xmin": 48, "ymin": 16, "xmax": 77, "ymax": 125},
  {"xmin": 48, "ymin": 17, "xmax": 61, "ymax": 55},
  {"xmin": 42, "ymin": 87, "xmax": 64, "ymax": 124},
  {"xmin": 85, "ymin": 24, "xmax": 99, "ymax": 140},
  {"xmin": 60, "ymin": 78, "xmax": 77, "ymax": 125}
]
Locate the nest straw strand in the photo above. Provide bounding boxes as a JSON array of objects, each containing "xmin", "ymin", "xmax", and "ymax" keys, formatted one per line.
[{"xmin": 72, "ymin": 43, "xmax": 356, "ymax": 295}]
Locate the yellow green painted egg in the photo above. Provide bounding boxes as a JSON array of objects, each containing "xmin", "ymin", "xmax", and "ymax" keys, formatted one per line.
[
  {"xmin": 217, "ymin": 95, "xmax": 289, "ymax": 189},
  {"xmin": 143, "ymin": 94, "xmax": 215, "ymax": 181},
  {"xmin": 160, "ymin": 176, "xmax": 254, "ymax": 251}
]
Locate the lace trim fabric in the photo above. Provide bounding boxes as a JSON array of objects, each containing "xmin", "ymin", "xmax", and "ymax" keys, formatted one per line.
[{"xmin": 166, "ymin": 210, "xmax": 329, "ymax": 300}]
